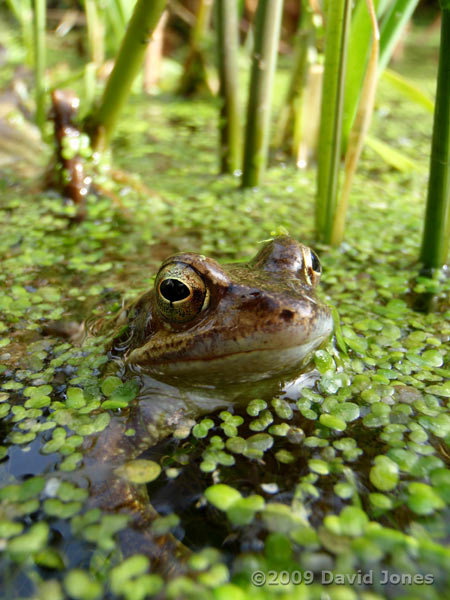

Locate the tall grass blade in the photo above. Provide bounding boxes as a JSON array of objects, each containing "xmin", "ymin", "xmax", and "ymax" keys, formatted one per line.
[
  {"xmin": 89, "ymin": 0, "xmax": 167, "ymax": 151},
  {"xmin": 105, "ymin": 0, "xmax": 131, "ymax": 51},
  {"xmin": 343, "ymin": 0, "xmax": 420, "ymax": 153},
  {"xmin": 178, "ymin": 0, "xmax": 214, "ymax": 96},
  {"xmin": 33, "ymin": 0, "xmax": 46, "ymax": 133},
  {"xmin": 331, "ymin": 0, "xmax": 379, "ymax": 246},
  {"xmin": 294, "ymin": 63, "xmax": 323, "ymax": 168},
  {"xmin": 341, "ymin": 0, "xmax": 381, "ymax": 152},
  {"xmin": 242, "ymin": 0, "xmax": 284, "ymax": 188},
  {"xmin": 378, "ymin": 0, "xmax": 420, "ymax": 75},
  {"xmin": 315, "ymin": 0, "xmax": 352, "ymax": 241},
  {"xmin": 84, "ymin": 0, "xmax": 105, "ymax": 65},
  {"xmin": 144, "ymin": 10, "xmax": 168, "ymax": 93},
  {"xmin": 365, "ymin": 134, "xmax": 418, "ymax": 172},
  {"xmin": 382, "ymin": 68, "xmax": 434, "ymax": 113},
  {"xmin": 274, "ymin": 3, "xmax": 315, "ymax": 153},
  {"xmin": 216, "ymin": 0, "xmax": 242, "ymax": 174},
  {"xmin": 420, "ymin": 5, "xmax": 450, "ymax": 270},
  {"xmin": 6, "ymin": 0, "xmax": 33, "ymax": 62},
  {"xmin": 82, "ymin": 62, "xmax": 98, "ymax": 119}
]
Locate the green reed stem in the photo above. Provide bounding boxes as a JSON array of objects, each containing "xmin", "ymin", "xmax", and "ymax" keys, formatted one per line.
[
  {"xmin": 33, "ymin": 0, "xmax": 46, "ymax": 133},
  {"xmin": 242, "ymin": 0, "xmax": 284, "ymax": 188},
  {"xmin": 178, "ymin": 0, "xmax": 214, "ymax": 96},
  {"xmin": 6, "ymin": 0, "xmax": 33, "ymax": 63},
  {"xmin": 378, "ymin": 0, "xmax": 419, "ymax": 75},
  {"xmin": 341, "ymin": 0, "xmax": 381, "ymax": 153},
  {"xmin": 84, "ymin": 0, "xmax": 105, "ymax": 65},
  {"xmin": 216, "ymin": 0, "xmax": 242, "ymax": 174},
  {"xmin": 420, "ymin": 6, "xmax": 450, "ymax": 269},
  {"xmin": 315, "ymin": 0, "xmax": 352, "ymax": 242},
  {"xmin": 90, "ymin": 0, "xmax": 167, "ymax": 151},
  {"xmin": 275, "ymin": 2, "xmax": 314, "ymax": 153}
]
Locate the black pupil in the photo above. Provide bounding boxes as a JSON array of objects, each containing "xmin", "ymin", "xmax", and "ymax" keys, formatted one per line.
[
  {"xmin": 311, "ymin": 251, "xmax": 321, "ymax": 272},
  {"xmin": 160, "ymin": 278, "xmax": 191, "ymax": 302}
]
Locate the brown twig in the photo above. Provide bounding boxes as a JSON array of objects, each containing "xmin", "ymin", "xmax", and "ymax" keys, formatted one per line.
[{"xmin": 50, "ymin": 89, "xmax": 91, "ymax": 222}]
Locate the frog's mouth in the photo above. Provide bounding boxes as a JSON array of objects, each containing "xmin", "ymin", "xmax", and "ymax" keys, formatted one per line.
[{"xmin": 126, "ymin": 315, "xmax": 334, "ymax": 386}]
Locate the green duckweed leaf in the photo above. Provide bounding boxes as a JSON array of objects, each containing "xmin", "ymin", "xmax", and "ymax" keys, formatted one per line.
[
  {"xmin": 320, "ymin": 413, "xmax": 347, "ymax": 431},
  {"xmin": 204, "ymin": 484, "xmax": 242, "ymax": 510},
  {"xmin": 64, "ymin": 570, "xmax": 103, "ymax": 600},
  {"xmin": 245, "ymin": 433, "xmax": 273, "ymax": 453},
  {"xmin": 66, "ymin": 387, "xmax": 85, "ymax": 409},
  {"xmin": 101, "ymin": 376, "xmax": 122, "ymax": 396},
  {"xmin": 60, "ymin": 452, "xmax": 83, "ymax": 472},
  {"xmin": 34, "ymin": 548, "xmax": 65, "ymax": 570},
  {"xmin": 8, "ymin": 522, "xmax": 49, "ymax": 557},
  {"xmin": 339, "ymin": 506, "xmax": 369, "ymax": 536},
  {"xmin": 44, "ymin": 498, "xmax": 83, "ymax": 518},
  {"xmin": 275, "ymin": 449, "xmax": 295, "ymax": 463},
  {"xmin": 118, "ymin": 575, "xmax": 163, "ymax": 600},
  {"xmin": 314, "ymin": 349, "xmax": 336, "ymax": 373},
  {"xmin": 370, "ymin": 456, "xmax": 399, "ymax": 491},
  {"xmin": 150, "ymin": 513, "xmax": 180, "ymax": 536},
  {"xmin": 246, "ymin": 399, "xmax": 267, "ymax": 417},
  {"xmin": 332, "ymin": 402, "xmax": 360, "ymax": 422},
  {"xmin": 308, "ymin": 459, "xmax": 330, "ymax": 475},
  {"xmin": 109, "ymin": 554, "xmax": 150, "ymax": 595},
  {"xmin": 116, "ymin": 459, "xmax": 161, "ymax": 484},
  {"xmin": 369, "ymin": 493, "xmax": 394, "ymax": 510},
  {"xmin": 407, "ymin": 482, "xmax": 445, "ymax": 515},
  {"xmin": 104, "ymin": 379, "xmax": 140, "ymax": 407},
  {"xmin": 0, "ymin": 520, "xmax": 24, "ymax": 538},
  {"xmin": 227, "ymin": 495, "xmax": 265, "ymax": 526}
]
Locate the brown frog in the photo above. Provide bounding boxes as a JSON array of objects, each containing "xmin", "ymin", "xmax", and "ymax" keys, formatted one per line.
[
  {"xmin": 83, "ymin": 236, "xmax": 333, "ymax": 567},
  {"xmin": 110, "ymin": 235, "xmax": 333, "ymax": 386}
]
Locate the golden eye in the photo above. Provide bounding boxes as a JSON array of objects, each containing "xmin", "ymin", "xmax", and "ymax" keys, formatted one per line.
[
  {"xmin": 155, "ymin": 263, "xmax": 210, "ymax": 323},
  {"xmin": 301, "ymin": 247, "xmax": 322, "ymax": 287}
]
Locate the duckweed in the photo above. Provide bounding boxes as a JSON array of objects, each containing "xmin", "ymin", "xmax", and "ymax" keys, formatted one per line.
[
  {"xmin": 0, "ymin": 20, "xmax": 449, "ymax": 600},
  {"xmin": 319, "ymin": 413, "xmax": 347, "ymax": 431},
  {"xmin": 7, "ymin": 522, "xmax": 49, "ymax": 557},
  {"xmin": 43, "ymin": 498, "xmax": 83, "ymax": 518},
  {"xmin": 116, "ymin": 459, "xmax": 161, "ymax": 484},
  {"xmin": 205, "ymin": 484, "xmax": 242, "ymax": 511},
  {"xmin": 102, "ymin": 379, "xmax": 139, "ymax": 409},
  {"xmin": 369, "ymin": 455, "xmax": 399, "ymax": 491},
  {"xmin": 101, "ymin": 376, "xmax": 123, "ymax": 396},
  {"xmin": 308, "ymin": 459, "xmax": 330, "ymax": 475},
  {"xmin": 246, "ymin": 399, "xmax": 267, "ymax": 416},
  {"xmin": 249, "ymin": 408, "xmax": 273, "ymax": 431},
  {"xmin": 66, "ymin": 387, "xmax": 86, "ymax": 409},
  {"xmin": 109, "ymin": 554, "xmax": 150, "ymax": 595},
  {"xmin": 60, "ymin": 452, "xmax": 83, "ymax": 472},
  {"xmin": 227, "ymin": 495, "xmax": 265, "ymax": 526},
  {"xmin": 0, "ymin": 520, "xmax": 24, "ymax": 538},
  {"xmin": 64, "ymin": 570, "xmax": 103, "ymax": 600},
  {"xmin": 407, "ymin": 482, "xmax": 445, "ymax": 515}
]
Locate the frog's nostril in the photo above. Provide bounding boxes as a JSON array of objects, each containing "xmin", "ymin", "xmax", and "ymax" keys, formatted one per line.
[{"xmin": 280, "ymin": 309, "xmax": 294, "ymax": 321}]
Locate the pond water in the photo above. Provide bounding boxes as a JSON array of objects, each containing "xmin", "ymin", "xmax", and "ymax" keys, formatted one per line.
[{"xmin": 0, "ymin": 18, "xmax": 449, "ymax": 600}]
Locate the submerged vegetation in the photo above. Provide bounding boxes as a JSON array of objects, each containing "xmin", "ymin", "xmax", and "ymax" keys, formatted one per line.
[{"xmin": 0, "ymin": 1, "xmax": 449, "ymax": 599}]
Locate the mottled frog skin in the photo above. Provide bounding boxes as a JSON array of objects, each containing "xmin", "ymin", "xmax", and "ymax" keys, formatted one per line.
[
  {"xmin": 84, "ymin": 237, "xmax": 333, "ymax": 568},
  {"xmin": 110, "ymin": 236, "xmax": 333, "ymax": 385}
]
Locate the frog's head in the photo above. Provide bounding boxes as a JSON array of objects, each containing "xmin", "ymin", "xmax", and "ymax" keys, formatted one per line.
[{"xmin": 113, "ymin": 237, "xmax": 333, "ymax": 386}]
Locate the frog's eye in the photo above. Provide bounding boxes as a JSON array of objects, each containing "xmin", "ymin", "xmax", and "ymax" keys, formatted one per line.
[
  {"xmin": 155, "ymin": 263, "xmax": 210, "ymax": 323},
  {"xmin": 301, "ymin": 247, "xmax": 322, "ymax": 287},
  {"xmin": 310, "ymin": 251, "xmax": 321, "ymax": 274}
]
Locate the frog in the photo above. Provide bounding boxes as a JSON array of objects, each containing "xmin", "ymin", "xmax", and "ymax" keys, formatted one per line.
[
  {"xmin": 109, "ymin": 235, "xmax": 332, "ymax": 384},
  {"xmin": 82, "ymin": 236, "xmax": 333, "ymax": 567}
]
